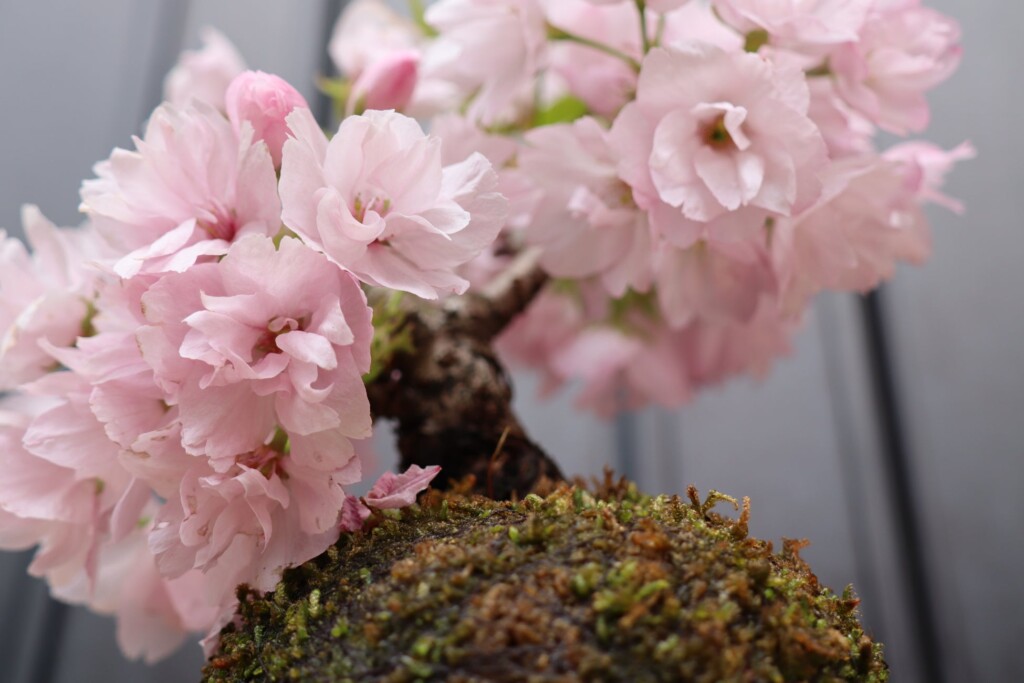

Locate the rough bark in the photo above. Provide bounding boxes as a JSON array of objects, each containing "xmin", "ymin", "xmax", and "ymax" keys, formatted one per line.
[{"xmin": 366, "ymin": 256, "xmax": 563, "ymax": 500}]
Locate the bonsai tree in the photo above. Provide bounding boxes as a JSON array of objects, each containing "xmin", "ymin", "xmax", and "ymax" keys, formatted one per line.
[{"xmin": 0, "ymin": 0, "xmax": 967, "ymax": 676}]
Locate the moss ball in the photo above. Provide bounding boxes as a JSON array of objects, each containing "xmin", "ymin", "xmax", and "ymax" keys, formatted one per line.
[{"xmin": 204, "ymin": 481, "xmax": 887, "ymax": 682}]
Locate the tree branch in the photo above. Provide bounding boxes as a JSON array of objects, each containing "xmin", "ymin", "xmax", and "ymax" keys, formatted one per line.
[{"xmin": 367, "ymin": 260, "xmax": 562, "ymax": 499}]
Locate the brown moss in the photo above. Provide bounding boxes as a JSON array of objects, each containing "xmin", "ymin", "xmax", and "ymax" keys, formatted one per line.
[{"xmin": 204, "ymin": 480, "xmax": 888, "ymax": 682}]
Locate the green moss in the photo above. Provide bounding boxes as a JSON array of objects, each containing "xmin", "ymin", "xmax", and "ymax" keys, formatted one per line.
[{"xmin": 204, "ymin": 481, "xmax": 888, "ymax": 682}]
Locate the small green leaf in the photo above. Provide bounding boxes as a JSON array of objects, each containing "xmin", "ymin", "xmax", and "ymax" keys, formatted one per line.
[{"xmin": 533, "ymin": 95, "xmax": 589, "ymax": 127}]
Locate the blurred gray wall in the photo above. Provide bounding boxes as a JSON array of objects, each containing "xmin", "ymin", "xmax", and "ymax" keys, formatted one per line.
[{"xmin": 0, "ymin": 0, "xmax": 1020, "ymax": 681}]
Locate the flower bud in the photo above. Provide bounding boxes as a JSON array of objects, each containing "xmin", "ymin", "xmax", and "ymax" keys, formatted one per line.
[
  {"xmin": 349, "ymin": 50, "xmax": 419, "ymax": 114},
  {"xmin": 225, "ymin": 70, "xmax": 309, "ymax": 167}
]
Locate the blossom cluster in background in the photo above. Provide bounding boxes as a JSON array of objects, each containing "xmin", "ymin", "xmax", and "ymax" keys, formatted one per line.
[
  {"xmin": 0, "ymin": 0, "xmax": 967, "ymax": 661},
  {"xmin": 328, "ymin": 0, "xmax": 970, "ymax": 415}
]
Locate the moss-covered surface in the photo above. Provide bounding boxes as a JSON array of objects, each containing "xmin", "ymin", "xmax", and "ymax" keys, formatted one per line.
[{"xmin": 204, "ymin": 479, "xmax": 887, "ymax": 682}]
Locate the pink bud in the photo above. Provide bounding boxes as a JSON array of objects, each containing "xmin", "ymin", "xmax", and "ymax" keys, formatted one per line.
[
  {"xmin": 349, "ymin": 50, "xmax": 419, "ymax": 114},
  {"xmin": 225, "ymin": 70, "xmax": 309, "ymax": 167}
]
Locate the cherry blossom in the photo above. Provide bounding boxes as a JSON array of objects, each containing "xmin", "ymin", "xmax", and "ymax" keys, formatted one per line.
[
  {"xmin": 225, "ymin": 71, "xmax": 309, "ymax": 167},
  {"xmin": 279, "ymin": 108, "xmax": 507, "ymax": 298},
  {"xmin": 80, "ymin": 100, "xmax": 280, "ymax": 277},
  {"xmin": 830, "ymin": 0, "xmax": 962, "ymax": 134},
  {"xmin": 163, "ymin": 28, "xmax": 246, "ymax": 112}
]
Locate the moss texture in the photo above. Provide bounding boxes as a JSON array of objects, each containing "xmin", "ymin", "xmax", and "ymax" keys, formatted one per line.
[{"xmin": 204, "ymin": 479, "xmax": 887, "ymax": 682}]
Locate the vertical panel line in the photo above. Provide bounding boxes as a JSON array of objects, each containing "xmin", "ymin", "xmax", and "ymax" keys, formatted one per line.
[
  {"xmin": 314, "ymin": 0, "xmax": 346, "ymax": 127},
  {"xmin": 860, "ymin": 289, "xmax": 946, "ymax": 683},
  {"xmin": 23, "ymin": 600, "xmax": 69, "ymax": 683},
  {"xmin": 816, "ymin": 299, "xmax": 889, "ymax": 649}
]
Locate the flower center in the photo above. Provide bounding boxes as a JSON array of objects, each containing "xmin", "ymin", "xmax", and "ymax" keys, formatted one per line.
[
  {"xmin": 352, "ymin": 194, "xmax": 391, "ymax": 223},
  {"xmin": 252, "ymin": 315, "xmax": 308, "ymax": 362},
  {"xmin": 198, "ymin": 209, "xmax": 239, "ymax": 241},
  {"xmin": 240, "ymin": 428, "xmax": 290, "ymax": 479},
  {"xmin": 703, "ymin": 115, "xmax": 734, "ymax": 149}
]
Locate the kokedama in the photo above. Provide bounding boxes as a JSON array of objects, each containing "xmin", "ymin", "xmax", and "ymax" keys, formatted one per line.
[{"xmin": 0, "ymin": 0, "xmax": 967, "ymax": 679}]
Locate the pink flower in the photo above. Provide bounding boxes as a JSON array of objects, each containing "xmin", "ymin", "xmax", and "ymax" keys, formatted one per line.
[
  {"xmin": 655, "ymin": 240, "xmax": 777, "ymax": 327},
  {"xmin": 0, "ymin": 207, "xmax": 104, "ymax": 389},
  {"xmin": 0, "ymin": 406, "xmax": 122, "ymax": 589},
  {"xmin": 330, "ymin": 0, "xmax": 459, "ymax": 117},
  {"xmin": 37, "ymin": 329, "xmax": 193, "ymax": 500},
  {"xmin": 149, "ymin": 453, "xmax": 356, "ymax": 600},
  {"xmin": 883, "ymin": 140, "xmax": 975, "ymax": 212},
  {"xmin": 807, "ymin": 78, "xmax": 875, "ymax": 158},
  {"xmin": 225, "ymin": 71, "xmax": 309, "ymax": 167},
  {"xmin": 772, "ymin": 144, "xmax": 968, "ymax": 299},
  {"xmin": 518, "ymin": 117, "xmax": 654, "ymax": 296},
  {"xmin": 51, "ymin": 526, "xmax": 219, "ymax": 663},
  {"xmin": 280, "ymin": 109, "xmax": 507, "ymax": 298},
  {"xmin": 496, "ymin": 286, "xmax": 693, "ymax": 416},
  {"xmin": 496, "ymin": 286, "xmax": 590, "ymax": 397},
  {"xmin": 684, "ymin": 299, "xmax": 796, "ymax": 386},
  {"xmin": 543, "ymin": 0, "xmax": 642, "ymax": 117},
  {"xmin": 553, "ymin": 323, "xmax": 694, "ymax": 418},
  {"xmin": 661, "ymin": 2, "xmax": 744, "ymax": 51},
  {"xmin": 580, "ymin": 0, "xmax": 689, "ymax": 11},
  {"xmin": 831, "ymin": 1, "xmax": 961, "ymax": 134},
  {"xmin": 163, "ymin": 28, "xmax": 246, "ymax": 112},
  {"xmin": 137, "ymin": 235, "xmax": 373, "ymax": 465},
  {"xmin": 80, "ymin": 101, "xmax": 281, "ymax": 277},
  {"xmin": 711, "ymin": 0, "xmax": 872, "ymax": 48},
  {"xmin": 609, "ymin": 44, "xmax": 828, "ymax": 249},
  {"xmin": 365, "ymin": 465, "xmax": 441, "ymax": 509},
  {"xmin": 330, "ymin": 0, "xmax": 421, "ymax": 78},
  {"xmin": 423, "ymin": 0, "xmax": 549, "ymax": 124},
  {"xmin": 349, "ymin": 50, "xmax": 420, "ymax": 114}
]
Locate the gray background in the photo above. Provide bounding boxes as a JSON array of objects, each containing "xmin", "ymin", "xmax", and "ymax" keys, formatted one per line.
[{"xmin": 0, "ymin": 0, "xmax": 1020, "ymax": 681}]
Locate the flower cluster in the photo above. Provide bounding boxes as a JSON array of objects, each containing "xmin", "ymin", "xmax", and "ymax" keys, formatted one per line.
[
  {"xmin": 0, "ymin": 0, "xmax": 967, "ymax": 662},
  {"xmin": 0, "ymin": 64, "xmax": 493, "ymax": 659},
  {"xmin": 330, "ymin": 0, "xmax": 969, "ymax": 415}
]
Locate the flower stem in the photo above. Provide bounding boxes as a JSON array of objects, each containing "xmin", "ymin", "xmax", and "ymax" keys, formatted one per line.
[
  {"xmin": 635, "ymin": 0, "xmax": 652, "ymax": 54},
  {"xmin": 548, "ymin": 26, "xmax": 641, "ymax": 71}
]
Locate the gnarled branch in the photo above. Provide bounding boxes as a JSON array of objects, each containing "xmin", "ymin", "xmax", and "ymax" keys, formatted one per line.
[{"xmin": 367, "ymin": 256, "xmax": 562, "ymax": 499}]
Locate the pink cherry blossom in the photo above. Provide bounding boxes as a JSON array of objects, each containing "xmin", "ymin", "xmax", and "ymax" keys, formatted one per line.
[
  {"xmin": 543, "ymin": 0, "xmax": 642, "ymax": 117},
  {"xmin": 0, "ymin": 406, "xmax": 120, "ymax": 589},
  {"xmin": 423, "ymin": 0, "xmax": 549, "ymax": 124},
  {"xmin": 656, "ymin": 240, "xmax": 777, "ymax": 327},
  {"xmin": 579, "ymin": 0, "xmax": 689, "ymax": 11},
  {"xmin": 365, "ymin": 464, "xmax": 441, "ymax": 509},
  {"xmin": 350, "ymin": 50, "xmax": 420, "ymax": 114},
  {"xmin": 225, "ymin": 71, "xmax": 309, "ymax": 167},
  {"xmin": 553, "ymin": 322, "xmax": 694, "ymax": 417},
  {"xmin": 711, "ymin": 0, "xmax": 872, "ymax": 48},
  {"xmin": 280, "ymin": 108, "xmax": 507, "ymax": 299},
  {"xmin": 80, "ymin": 100, "xmax": 281, "ymax": 277},
  {"xmin": 330, "ymin": 0, "xmax": 421, "ymax": 78},
  {"xmin": 340, "ymin": 495, "xmax": 372, "ymax": 532},
  {"xmin": 148, "ymin": 453, "xmax": 356, "ymax": 601},
  {"xmin": 329, "ymin": 0, "xmax": 421, "ymax": 111},
  {"xmin": 518, "ymin": 117, "xmax": 654, "ymax": 296},
  {"xmin": 137, "ymin": 235, "xmax": 373, "ymax": 464},
  {"xmin": 661, "ymin": 2, "xmax": 745, "ymax": 51},
  {"xmin": 684, "ymin": 299, "xmax": 796, "ymax": 386},
  {"xmin": 772, "ymin": 147, "xmax": 964, "ymax": 299},
  {"xmin": 830, "ymin": 1, "xmax": 961, "ymax": 134},
  {"xmin": 609, "ymin": 44, "xmax": 828, "ymax": 250},
  {"xmin": 883, "ymin": 140, "xmax": 975, "ymax": 213},
  {"xmin": 806, "ymin": 78, "xmax": 875, "ymax": 158},
  {"xmin": 330, "ymin": 0, "xmax": 460, "ymax": 117},
  {"xmin": 163, "ymin": 28, "xmax": 246, "ymax": 112},
  {"xmin": 497, "ymin": 285, "xmax": 693, "ymax": 416},
  {"xmin": 50, "ymin": 524, "xmax": 220, "ymax": 663},
  {"xmin": 0, "ymin": 207, "xmax": 105, "ymax": 390}
]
